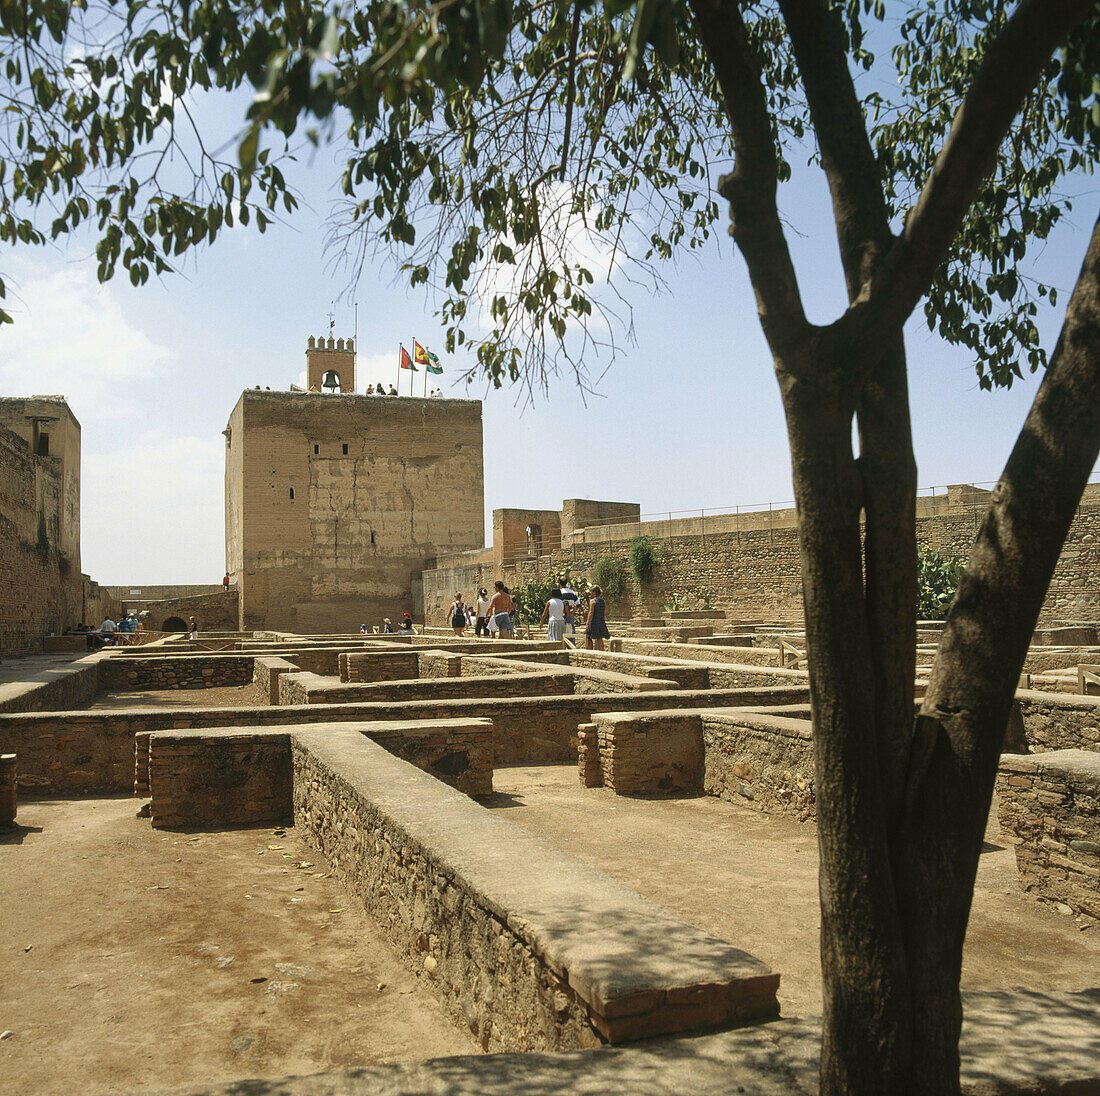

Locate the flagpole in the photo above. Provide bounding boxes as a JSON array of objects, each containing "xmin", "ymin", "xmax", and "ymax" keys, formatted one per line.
[
  {"xmin": 423, "ymin": 359, "xmax": 428, "ymax": 397},
  {"xmin": 397, "ymin": 344, "xmax": 401, "ymax": 393}
]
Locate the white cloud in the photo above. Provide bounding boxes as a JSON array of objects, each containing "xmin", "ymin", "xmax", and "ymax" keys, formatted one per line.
[
  {"xmin": 82, "ymin": 432, "xmax": 224, "ymax": 584},
  {"xmin": 0, "ymin": 263, "xmax": 175, "ymax": 427}
]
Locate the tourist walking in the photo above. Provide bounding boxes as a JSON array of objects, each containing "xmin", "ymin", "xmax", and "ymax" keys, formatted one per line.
[
  {"xmin": 540, "ymin": 587, "xmax": 570, "ymax": 648},
  {"xmin": 585, "ymin": 586, "xmax": 611, "ymax": 650},
  {"xmin": 487, "ymin": 581, "xmax": 513, "ymax": 639},
  {"xmin": 475, "ymin": 588, "xmax": 491, "ymax": 637},
  {"xmin": 449, "ymin": 593, "xmax": 468, "ymax": 636},
  {"xmin": 559, "ymin": 578, "xmax": 579, "ymax": 638}
]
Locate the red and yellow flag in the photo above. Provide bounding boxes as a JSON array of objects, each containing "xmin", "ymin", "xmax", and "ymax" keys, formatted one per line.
[{"xmin": 414, "ymin": 339, "xmax": 429, "ymax": 366}]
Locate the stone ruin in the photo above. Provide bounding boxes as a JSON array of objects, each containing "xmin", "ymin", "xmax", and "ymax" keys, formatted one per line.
[{"xmin": 2, "ymin": 609, "xmax": 1100, "ymax": 1094}]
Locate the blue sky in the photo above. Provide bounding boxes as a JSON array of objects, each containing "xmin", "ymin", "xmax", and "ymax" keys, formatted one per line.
[{"xmin": 1, "ymin": 72, "xmax": 1096, "ymax": 585}]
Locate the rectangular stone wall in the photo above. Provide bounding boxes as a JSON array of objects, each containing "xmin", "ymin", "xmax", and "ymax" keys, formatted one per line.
[
  {"xmin": 293, "ymin": 729, "xmax": 778, "ymax": 1050},
  {"xmin": 3, "ymin": 685, "xmax": 813, "ymax": 797},
  {"xmin": 0, "ymin": 658, "xmax": 100, "ymax": 714},
  {"xmin": 252, "ymin": 656, "xmax": 298, "ymax": 705},
  {"xmin": 280, "ymin": 670, "xmax": 577, "ymax": 705},
  {"xmin": 418, "ymin": 500, "xmax": 1100, "ymax": 624},
  {"xmin": 98, "ymin": 655, "xmax": 255, "ymax": 690},
  {"xmin": 587, "ymin": 713, "xmax": 704, "ymax": 795},
  {"xmin": 148, "ymin": 730, "xmax": 292, "ymax": 829},
  {"xmin": 345, "ymin": 651, "xmax": 421, "ymax": 682},
  {"xmin": 1016, "ymin": 691, "xmax": 1100, "ymax": 754},
  {"xmin": 997, "ymin": 750, "xmax": 1100, "ymax": 920}
]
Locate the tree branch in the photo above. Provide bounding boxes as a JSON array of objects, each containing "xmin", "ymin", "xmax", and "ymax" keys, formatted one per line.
[
  {"xmin": 687, "ymin": 0, "xmax": 808, "ymax": 357},
  {"xmin": 859, "ymin": 0, "xmax": 1097, "ymax": 342},
  {"xmin": 777, "ymin": 0, "xmax": 892, "ymax": 296}
]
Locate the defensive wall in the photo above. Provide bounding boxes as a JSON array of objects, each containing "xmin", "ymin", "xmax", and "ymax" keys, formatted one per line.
[
  {"xmin": 225, "ymin": 388, "xmax": 484, "ymax": 634},
  {"xmin": 0, "ymin": 414, "xmax": 82, "ymax": 656},
  {"xmin": 419, "ymin": 490, "xmax": 1100, "ymax": 626}
]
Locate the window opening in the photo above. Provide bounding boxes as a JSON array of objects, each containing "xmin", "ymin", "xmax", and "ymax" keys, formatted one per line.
[
  {"xmin": 313, "ymin": 444, "xmax": 319, "ymax": 455},
  {"xmin": 36, "ymin": 432, "xmax": 49, "ymax": 456},
  {"xmin": 342, "ymin": 443, "xmax": 349, "ymax": 455},
  {"xmin": 289, "ymin": 487, "xmax": 295, "ymax": 500}
]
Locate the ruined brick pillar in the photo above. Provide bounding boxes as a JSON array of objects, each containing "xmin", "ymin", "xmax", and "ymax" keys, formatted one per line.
[{"xmin": 0, "ymin": 753, "xmax": 16, "ymax": 825}]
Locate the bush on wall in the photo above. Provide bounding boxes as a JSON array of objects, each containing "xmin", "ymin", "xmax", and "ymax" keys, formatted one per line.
[
  {"xmin": 917, "ymin": 545, "xmax": 963, "ymax": 619},
  {"xmin": 589, "ymin": 556, "xmax": 626, "ymax": 602},
  {"xmin": 629, "ymin": 536, "xmax": 658, "ymax": 586}
]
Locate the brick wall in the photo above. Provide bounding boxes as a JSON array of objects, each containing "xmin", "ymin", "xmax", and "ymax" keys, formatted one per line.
[
  {"xmin": 997, "ymin": 750, "xmax": 1100, "ymax": 920},
  {"xmin": 1016, "ymin": 691, "xmax": 1100, "ymax": 753}
]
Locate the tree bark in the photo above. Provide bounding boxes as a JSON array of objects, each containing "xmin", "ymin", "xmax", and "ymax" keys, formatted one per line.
[{"xmin": 894, "ymin": 208, "xmax": 1100, "ymax": 1095}]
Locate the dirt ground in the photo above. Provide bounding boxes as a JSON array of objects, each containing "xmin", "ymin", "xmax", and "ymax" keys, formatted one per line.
[
  {"xmin": 0, "ymin": 798, "xmax": 478, "ymax": 1096},
  {"xmin": 488, "ymin": 763, "xmax": 1100, "ymax": 1020},
  {"xmin": 85, "ymin": 685, "xmax": 265, "ymax": 710}
]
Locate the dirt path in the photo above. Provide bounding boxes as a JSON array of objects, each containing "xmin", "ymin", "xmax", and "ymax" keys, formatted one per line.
[
  {"xmin": 489, "ymin": 763, "xmax": 1100, "ymax": 1019},
  {"xmin": 85, "ymin": 685, "xmax": 264, "ymax": 710},
  {"xmin": 0, "ymin": 798, "xmax": 477, "ymax": 1096}
]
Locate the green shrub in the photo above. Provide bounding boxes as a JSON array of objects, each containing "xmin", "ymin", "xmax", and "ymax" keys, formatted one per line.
[
  {"xmin": 917, "ymin": 546, "xmax": 964, "ymax": 619},
  {"xmin": 629, "ymin": 536, "xmax": 658, "ymax": 586},
  {"xmin": 510, "ymin": 567, "xmax": 581, "ymax": 626},
  {"xmin": 589, "ymin": 556, "xmax": 626, "ymax": 602},
  {"xmin": 664, "ymin": 591, "xmax": 687, "ymax": 612}
]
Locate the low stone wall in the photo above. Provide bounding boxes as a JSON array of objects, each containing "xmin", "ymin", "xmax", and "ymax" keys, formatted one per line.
[
  {"xmin": 997, "ymin": 749, "xmax": 1100, "ymax": 920},
  {"xmin": 148, "ymin": 729, "xmax": 292, "ymax": 828},
  {"xmin": 1022, "ymin": 646, "xmax": 1100, "ymax": 674},
  {"xmin": 279, "ymin": 669, "xmax": 578, "ymax": 705},
  {"xmin": 98, "ymin": 654, "xmax": 254, "ymax": 691},
  {"xmin": 582, "ymin": 712, "xmax": 704, "ymax": 795},
  {"xmin": 252, "ymin": 656, "xmax": 298, "ymax": 705},
  {"xmin": 0, "ymin": 656, "xmax": 101, "ymax": 713},
  {"xmin": 4, "ymin": 686, "xmax": 813, "ymax": 797},
  {"xmin": 579, "ymin": 707, "xmax": 816, "ymax": 819},
  {"xmin": 703, "ymin": 712, "xmax": 815, "ymax": 820},
  {"xmin": 293, "ymin": 728, "xmax": 779, "ymax": 1050},
  {"xmin": 1017, "ymin": 690, "xmax": 1100, "ymax": 753},
  {"xmin": 146, "ymin": 718, "xmax": 495, "ymax": 826},
  {"xmin": 344, "ymin": 650, "xmax": 421, "ymax": 683},
  {"xmin": 0, "ymin": 752, "xmax": 16, "ymax": 823}
]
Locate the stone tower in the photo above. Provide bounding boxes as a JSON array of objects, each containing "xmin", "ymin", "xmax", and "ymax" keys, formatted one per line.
[
  {"xmin": 306, "ymin": 335, "xmax": 356, "ymax": 393},
  {"xmin": 224, "ymin": 379, "xmax": 484, "ymax": 633}
]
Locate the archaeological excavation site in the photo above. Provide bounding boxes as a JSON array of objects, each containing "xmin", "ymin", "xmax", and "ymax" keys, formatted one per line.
[{"xmin": 3, "ymin": 372, "xmax": 1100, "ymax": 1096}]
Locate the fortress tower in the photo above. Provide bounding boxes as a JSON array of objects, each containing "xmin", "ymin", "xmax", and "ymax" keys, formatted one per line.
[
  {"xmin": 306, "ymin": 335, "xmax": 356, "ymax": 393},
  {"xmin": 224, "ymin": 340, "xmax": 484, "ymax": 632}
]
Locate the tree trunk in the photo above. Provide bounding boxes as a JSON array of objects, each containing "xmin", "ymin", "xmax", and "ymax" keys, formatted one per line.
[
  {"xmin": 779, "ymin": 345, "xmax": 914, "ymax": 1094},
  {"xmin": 894, "ymin": 208, "xmax": 1100, "ymax": 1095}
]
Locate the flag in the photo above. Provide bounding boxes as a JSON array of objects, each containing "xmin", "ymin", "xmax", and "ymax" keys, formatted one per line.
[
  {"xmin": 415, "ymin": 340, "xmax": 443, "ymax": 374},
  {"xmin": 399, "ymin": 345, "xmax": 417, "ymax": 370}
]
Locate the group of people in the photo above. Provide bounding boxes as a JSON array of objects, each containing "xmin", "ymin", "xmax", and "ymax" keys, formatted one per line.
[
  {"xmin": 361, "ymin": 613, "xmax": 417, "ymax": 635},
  {"xmin": 447, "ymin": 578, "xmax": 611, "ymax": 649},
  {"xmin": 538, "ymin": 582, "xmax": 611, "ymax": 650},
  {"xmin": 449, "ymin": 582, "xmax": 518, "ymax": 638},
  {"xmin": 80, "ymin": 612, "xmax": 143, "ymax": 648},
  {"xmin": 364, "ymin": 384, "xmax": 401, "ymax": 396}
]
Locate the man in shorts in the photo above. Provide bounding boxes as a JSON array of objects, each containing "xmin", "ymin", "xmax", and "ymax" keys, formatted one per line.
[{"xmin": 487, "ymin": 581, "xmax": 514, "ymax": 638}]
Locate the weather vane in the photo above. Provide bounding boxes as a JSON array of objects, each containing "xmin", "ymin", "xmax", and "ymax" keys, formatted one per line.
[{"xmin": 327, "ymin": 305, "xmax": 336, "ymax": 334}]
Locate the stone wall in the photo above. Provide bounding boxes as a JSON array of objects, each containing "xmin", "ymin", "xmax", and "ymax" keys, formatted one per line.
[
  {"xmin": 134, "ymin": 590, "xmax": 239, "ymax": 633},
  {"xmin": 148, "ymin": 729, "xmax": 292, "ymax": 828},
  {"xmin": 146, "ymin": 719, "xmax": 494, "ymax": 827},
  {"xmin": 997, "ymin": 750, "xmax": 1100, "ymax": 920},
  {"xmin": 293, "ymin": 728, "xmax": 779, "ymax": 1049},
  {"xmin": 0, "ymin": 423, "xmax": 81, "ymax": 656},
  {"xmin": 418, "ymin": 497, "xmax": 1100, "ymax": 624},
  {"xmin": 0, "ymin": 657, "xmax": 100, "ymax": 713},
  {"xmin": 98, "ymin": 654, "xmax": 255, "ymax": 691},
  {"xmin": 278, "ymin": 669, "xmax": 578, "ymax": 705},
  {"xmin": 582, "ymin": 713, "xmax": 704, "ymax": 795},
  {"xmin": 1017, "ymin": 691, "xmax": 1100, "ymax": 754},
  {"xmin": 226, "ymin": 390, "xmax": 485, "ymax": 633},
  {"xmin": 3, "ymin": 686, "xmax": 809, "ymax": 797}
]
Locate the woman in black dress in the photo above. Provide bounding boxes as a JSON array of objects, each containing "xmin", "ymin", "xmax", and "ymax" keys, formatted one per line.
[
  {"xmin": 449, "ymin": 594, "xmax": 468, "ymax": 636},
  {"xmin": 584, "ymin": 586, "xmax": 611, "ymax": 650}
]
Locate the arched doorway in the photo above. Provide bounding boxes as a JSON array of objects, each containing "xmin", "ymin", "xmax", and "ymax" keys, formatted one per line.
[{"xmin": 162, "ymin": 616, "xmax": 187, "ymax": 632}]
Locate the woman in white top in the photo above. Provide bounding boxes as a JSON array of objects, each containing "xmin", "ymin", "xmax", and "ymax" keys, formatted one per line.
[{"xmin": 474, "ymin": 588, "xmax": 492, "ymax": 637}]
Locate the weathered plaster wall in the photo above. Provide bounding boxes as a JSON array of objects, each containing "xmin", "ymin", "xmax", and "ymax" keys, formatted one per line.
[{"xmin": 226, "ymin": 390, "xmax": 484, "ymax": 633}]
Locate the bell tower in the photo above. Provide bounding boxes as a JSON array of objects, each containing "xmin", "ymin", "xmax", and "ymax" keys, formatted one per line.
[{"xmin": 305, "ymin": 335, "xmax": 356, "ymax": 393}]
